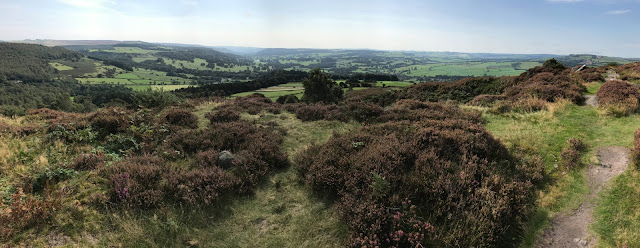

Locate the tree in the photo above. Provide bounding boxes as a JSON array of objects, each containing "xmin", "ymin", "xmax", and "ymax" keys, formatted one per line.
[
  {"xmin": 302, "ymin": 68, "xmax": 343, "ymax": 103},
  {"xmin": 543, "ymin": 58, "xmax": 566, "ymax": 70}
]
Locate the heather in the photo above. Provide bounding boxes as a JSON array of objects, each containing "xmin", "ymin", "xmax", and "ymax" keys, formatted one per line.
[
  {"xmin": 597, "ymin": 79, "xmax": 640, "ymax": 116},
  {"xmin": 296, "ymin": 100, "xmax": 544, "ymax": 247}
]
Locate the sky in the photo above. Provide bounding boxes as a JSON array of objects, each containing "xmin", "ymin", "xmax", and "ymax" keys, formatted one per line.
[{"xmin": 0, "ymin": 0, "xmax": 639, "ymax": 57}]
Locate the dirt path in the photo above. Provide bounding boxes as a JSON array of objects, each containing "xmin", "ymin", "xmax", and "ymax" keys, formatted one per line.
[
  {"xmin": 583, "ymin": 70, "xmax": 618, "ymax": 107},
  {"xmin": 537, "ymin": 146, "xmax": 630, "ymax": 248},
  {"xmin": 606, "ymin": 70, "xmax": 619, "ymax": 81}
]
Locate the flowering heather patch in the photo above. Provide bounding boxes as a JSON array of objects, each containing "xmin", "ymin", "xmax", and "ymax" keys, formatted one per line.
[
  {"xmin": 205, "ymin": 107, "xmax": 241, "ymax": 123},
  {"xmin": 597, "ymin": 79, "xmax": 640, "ymax": 116},
  {"xmin": 232, "ymin": 93, "xmax": 282, "ymax": 114},
  {"xmin": 104, "ymin": 117, "xmax": 287, "ymax": 207},
  {"xmin": 113, "ymin": 173, "xmax": 130, "ymax": 201},
  {"xmin": 284, "ymin": 103, "xmax": 349, "ymax": 122},
  {"xmin": 560, "ymin": 138, "xmax": 587, "ymax": 169},
  {"xmin": 296, "ymin": 100, "xmax": 543, "ymax": 247},
  {"xmin": 163, "ymin": 108, "xmax": 198, "ymax": 129}
]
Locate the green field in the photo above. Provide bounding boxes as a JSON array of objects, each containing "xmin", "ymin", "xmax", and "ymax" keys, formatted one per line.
[
  {"xmin": 75, "ymin": 67, "xmax": 194, "ymax": 91},
  {"xmin": 231, "ymin": 82, "xmax": 373, "ymax": 101},
  {"xmin": 49, "ymin": 62, "xmax": 74, "ymax": 71},
  {"xmin": 396, "ymin": 61, "xmax": 542, "ymax": 77},
  {"xmin": 163, "ymin": 58, "xmax": 210, "ymax": 70},
  {"xmin": 231, "ymin": 83, "xmax": 305, "ymax": 100},
  {"xmin": 127, "ymin": 84, "xmax": 194, "ymax": 91}
]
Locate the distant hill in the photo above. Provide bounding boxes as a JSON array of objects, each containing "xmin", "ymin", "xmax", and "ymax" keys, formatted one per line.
[
  {"xmin": 0, "ymin": 43, "xmax": 83, "ymax": 82},
  {"xmin": 14, "ymin": 39, "xmax": 144, "ymax": 47},
  {"xmin": 208, "ymin": 46, "xmax": 265, "ymax": 55},
  {"xmin": 556, "ymin": 54, "xmax": 640, "ymax": 67}
]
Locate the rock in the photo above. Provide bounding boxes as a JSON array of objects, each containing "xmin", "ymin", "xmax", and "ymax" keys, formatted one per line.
[
  {"xmin": 579, "ymin": 239, "xmax": 588, "ymax": 246},
  {"xmin": 218, "ymin": 150, "xmax": 235, "ymax": 169},
  {"xmin": 186, "ymin": 239, "xmax": 199, "ymax": 247},
  {"xmin": 573, "ymin": 238, "xmax": 581, "ymax": 243}
]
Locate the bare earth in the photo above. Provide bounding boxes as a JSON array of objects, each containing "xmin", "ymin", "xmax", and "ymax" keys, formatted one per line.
[
  {"xmin": 606, "ymin": 70, "xmax": 619, "ymax": 81},
  {"xmin": 583, "ymin": 70, "xmax": 619, "ymax": 107},
  {"xmin": 537, "ymin": 146, "xmax": 630, "ymax": 248}
]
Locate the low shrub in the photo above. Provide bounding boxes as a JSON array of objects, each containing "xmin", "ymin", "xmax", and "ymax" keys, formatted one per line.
[
  {"xmin": 132, "ymin": 89, "xmax": 181, "ymax": 109},
  {"xmin": 32, "ymin": 167, "xmax": 78, "ymax": 193},
  {"xmin": 102, "ymin": 155, "xmax": 167, "ymax": 208},
  {"xmin": 275, "ymin": 94, "xmax": 300, "ymax": 104},
  {"xmin": 295, "ymin": 100, "xmax": 543, "ymax": 247},
  {"xmin": 89, "ymin": 107, "xmax": 132, "ymax": 138},
  {"xmin": 104, "ymin": 133, "xmax": 140, "ymax": 155},
  {"xmin": 616, "ymin": 62, "xmax": 640, "ymax": 81},
  {"xmin": 284, "ymin": 103, "xmax": 349, "ymax": 122},
  {"xmin": 28, "ymin": 108, "xmax": 89, "ymax": 132},
  {"xmin": 69, "ymin": 152, "xmax": 107, "ymax": 171},
  {"xmin": 577, "ymin": 67, "xmax": 605, "ymax": 82},
  {"xmin": 344, "ymin": 101, "xmax": 384, "ymax": 122},
  {"xmin": 165, "ymin": 166, "xmax": 239, "ymax": 205},
  {"xmin": 406, "ymin": 77, "xmax": 511, "ymax": 103},
  {"xmin": 233, "ymin": 94, "xmax": 281, "ymax": 114},
  {"xmin": 164, "ymin": 108, "xmax": 198, "ymax": 129},
  {"xmin": 597, "ymin": 79, "xmax": 640, "ymax": 116},
  {"xmin": 0, "ymin": 188, "xmax": 60, "ymax": 241},
  {"xmin": 205, "ymin": 108, "xmax": 240, "ymax": 123},
  {"xmin": 560, "ymin": 138, "xmax": 587, "ymax": 169},
  {"xmin": 106, "ymin": 118, "xmax": 287, "ymax": 208},
  {"xmin": 345, "ymin": 88, "xmax": 399, "ymax": 107},
  {"xmin": 506, "ymin": 72, "xmax": 586, "ymax": 104}
]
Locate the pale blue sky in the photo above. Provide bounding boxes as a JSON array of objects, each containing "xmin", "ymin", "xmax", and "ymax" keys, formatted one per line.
[{"xmin": 1, "ymin": 0, "xmax": 639, "ymax": 57}]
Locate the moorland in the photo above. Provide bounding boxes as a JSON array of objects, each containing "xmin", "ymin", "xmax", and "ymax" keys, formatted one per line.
[{"xmin": 1, "ymin": 41, "xmax": 640, "ymax": 247}]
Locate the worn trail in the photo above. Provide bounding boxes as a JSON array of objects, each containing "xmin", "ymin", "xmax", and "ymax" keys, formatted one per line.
[{"xmin": 537, "ymin": 146, "xmax": 629, "ymax": 248}]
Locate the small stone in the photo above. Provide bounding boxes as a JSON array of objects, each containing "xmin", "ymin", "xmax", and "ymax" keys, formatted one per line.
[
  {"xmin": 573, "ymin": 238, "xmax": 581, "ymax": 243},
  {"xmin": 579, "ymin": 240, "xmax": 588, "ymax": 246},
  {"xmin": 186, "ymin": 240, "xmax": 199, "ymax": 247},
  {"xmin": 218, "ymin": 150, "xmax": 235, "ymax": 169}
]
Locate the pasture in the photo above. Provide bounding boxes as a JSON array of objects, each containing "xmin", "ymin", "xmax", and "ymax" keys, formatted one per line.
[
  {"xmin": 231, "ymin": 83, "xmax": 304, "ymax": 100},
  {"xmin": 49, "ymin": 62, "xmax": 74, "ymax": 71},
  {"xmin": 75, "ymin": 67, "xmax": 195, "ymax": 91}
]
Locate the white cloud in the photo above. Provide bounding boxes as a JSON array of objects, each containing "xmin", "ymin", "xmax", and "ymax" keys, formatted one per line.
[
  {"xmin": 546, "ymin": 0, "xmax": 584, "ymax": 2},
  {"xmin": 57, "ymin": 0, "xmax": 115, "ymax": 9},
  {"xmin": 605, "ymin": 9, "xmax": 631, "ymax": 14}
]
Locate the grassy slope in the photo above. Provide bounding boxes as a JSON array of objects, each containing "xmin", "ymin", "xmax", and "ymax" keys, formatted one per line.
[
  {"xmin": 593, "ymin": 169, "xmax": 640, "ymax": 248},
  {"xmin": 86, "ymin": 107, "xmax": 357, "ymax": 247},
  {"xmin": 479, "ymin": 102, "xmax": 640, "ymax": 247},
  {"xmin": 0, "ymin": 101, "xmax": 358, "ymax": 247},
  {"xmin": 186, "ymin": 111, "xmax": 359, "ymax": 247}
]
